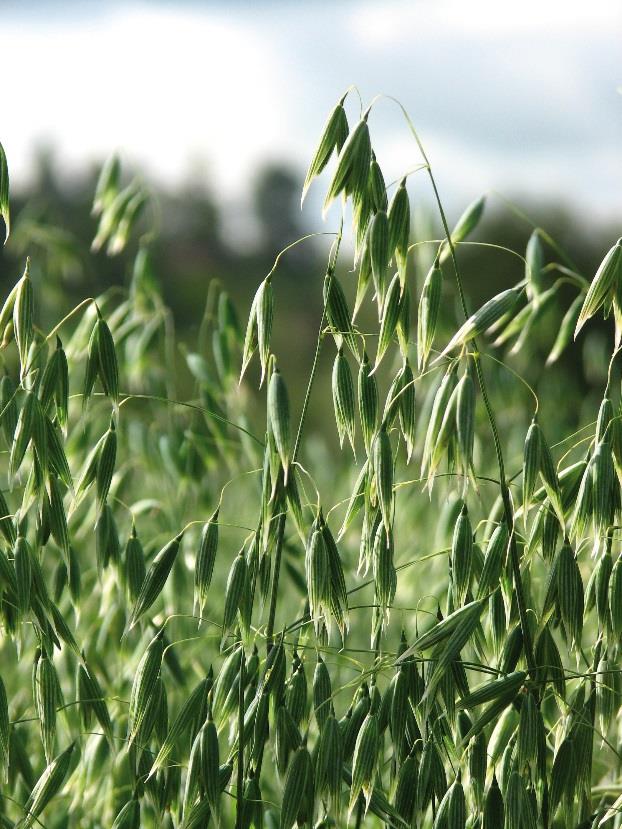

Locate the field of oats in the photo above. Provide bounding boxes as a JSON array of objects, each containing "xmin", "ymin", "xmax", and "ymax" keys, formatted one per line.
[{"xmin": 0, "ymin": 90, "xmax": 622, "ymax": 829}]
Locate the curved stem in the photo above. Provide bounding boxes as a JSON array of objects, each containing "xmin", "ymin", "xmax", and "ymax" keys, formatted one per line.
[
  {"xmin": 265, "ymin": 226, "xmax": 343, "ymax": 652},
  {"xmin": 235, "ymin": 644, "xmax": 245, "ymax": 829},
  {"xmin": 265, "ymin": 510, "xmax": 286, "ymax": 653},
  {"xmin": 396, "ymin": 101, "xmax": 537, "ymax": 679}
]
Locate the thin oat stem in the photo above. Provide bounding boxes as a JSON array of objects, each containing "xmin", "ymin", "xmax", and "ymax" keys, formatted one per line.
[{"xmin": 393, "ymin": 96, "xmax": 538, "ymax": 679}]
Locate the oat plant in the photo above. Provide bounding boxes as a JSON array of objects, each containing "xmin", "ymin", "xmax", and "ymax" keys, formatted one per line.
[{"xmin": 0, "ymin": 91, "xmax": 621, "ymax": 829}]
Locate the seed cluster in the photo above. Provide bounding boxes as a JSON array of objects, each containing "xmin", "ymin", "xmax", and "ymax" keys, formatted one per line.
[{"xmin": 0, "ymin": 93, "xmax": 621, "ymax": 828}]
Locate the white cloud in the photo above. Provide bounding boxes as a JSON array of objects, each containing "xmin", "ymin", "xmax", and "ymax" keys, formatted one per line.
[
  {"xmin": 1, "ymin": 0, "xmax": 620, "ymax": 221},
  {"xmin": 1, "ymin": 4, "xmax": 284, "ymax": 195},
  {"xmin": 349, "ymin": 0, "xmax": 622, "ymax": 46}
]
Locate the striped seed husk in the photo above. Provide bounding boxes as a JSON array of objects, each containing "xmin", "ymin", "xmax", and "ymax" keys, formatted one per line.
[
  {"xmin": 40, "ymin": 344, "xmax": 62, "ymax": 416},
  {"xmin": 394, "ymin": 753, "xmax": 418, "ymax": 823},
  {"xmin": 455, "ymin": 370, "xmax": 475, "ymax": 482},
  {"xmin": 390, "ymin": 665, "xmax": 409, "ymax": 764},
  {"xmin": 439, "ymin": 195, "xmax": 486, "ymax": 265},
  {"xmin": 374, "ymin": 273, "xmax": 402, "ymax": 372},
  {"xmin": 358, "ymin": 353, "xmax": 378, "ymax": 457},
  {"xmin": 596, "ymin": 396, "xmax": 614, "ymax": 443},
  {"xmin": 387, "ymin": 179, "xmax": 410, "ymax": 283},
  {"xmin": 286, "ymin": 660, "xmax": 307, "ymax": 727},
  {"xmin": 575, "ymin": 238, "xmax": 622, "ymax": 336},
  {"xmin": 77, "ymin": 658, "xmax": 113, "ymax": 746},
  {"xmin": 128, "ymin": 632, "xmax": 163, "ymax": 744},
  {"xmin": 45, "ymin": 417, "xmax": 72, "ymax": 489},
  {"xmin": 195, "ymin": 511, "xmax": 219, "ymax": 616},
  {"xmin": 82, "ymin": 318, "xmax": 101, "ymax": 408},
  {"xmin": 35, "ymin": 655, "xmax": 58, "ymax": 765},
  {"xmin": 354, "ymin": 244, "xmax": 372, "ymax": 320},
  {"xmin": 546, "ymin": 294, "xmax": 583, "ymax": 364},
  {"xmin": 279, "ymin": 745, "xmax": 314, "ymax": 829},
  {"xmin": 13, "ymin": 266, "xmax": 33, "ymax": 378},
  {"xmin": 477, "ymin": 521, "xmax": 509, "ymax": 600},
  {"xmin": 240, "ymin": 290, "xmax": 259, "ymax": 381},
  {"xmin": 338, "ymin": 458, "xmax": 368, "ymax": 541},
  {"xmin": 596, "ymin": 656, "xmax": 618, "ymax": 738},
  {"xmin": 305, "ymin": 528, "xmax": 329, "ymax": 633},
  {"xmin": 451, "ymin": 503, "xmax": 473, "ymax": 606},
  {"xmin": 469, "ymin": 731, "xmax": 487, "ymax": 808},
  {"xmin": 96, "ymin": 314, "xmax": 119, "ymax": 403},
  {"xmin": 256, "ymin": 278, "xmax": 274, "ymax": 386},
  {"xmin": 557, "ymin": 543, "xmax": 583, "ymax": 648},
  {"xmin": 9, "ymin": 389, "xmax": 37, "ymax": 479},
  {"xmin": 482, "ymin": 775, "xmax": 504, "ymax": 829},
  {"xmin": 447, "ymin": 779, "xmax": 467, "ymax": 829},
  {"xmin": 21, "ymin": 741, "xmax": 75, "ymax": 829},
  {"xmin": 200, "ymin": 711, "xmax": 221, "ymax": 824},
  {"xmin": 211, "ymin": 645, "xmax": 242, "ymax": 728},
  {"xmin": 302, "ymin": 98, "xmax": 349, "ymax": 203},
  {"xmin": 368, "ymin": 210, "xmax": 390, "ymax": 305},
  {"xmin": 428, "ymin": 375, "xmax": 460, "ymax": 485},
  {"xmin": 594, "ymin": 549, "xmax": 612, "ymax": 630},
  {"xmin": 372, "ymin": 523, "xmax": 396, "ymax": 617},
  {"xmin": 275, "ymin": 703, "xmax": 300, "ymax": 776},
  {"xmin": 418, "ymin": 258, "xmax": 443, "ymax": 371},
  {"xmin": 268, "ymin": 367, "xmax": 290, "ymax": 481},
  {"xmin": 222, "ymin": 550, "xmax": 251, "ymax": 639},
  {"xmin": 321, "ymin": 521, "xmax": 349, "ymax": 636},
  {"xmin": 95, "ymin": 420, "xmax": 116, "ymax": 515},
  {"xmin": 148, "ymin": 675, "xmax": 209, "ymax": 778},
  {"xmin": 0, "ymin": 373, "xmax": 18, "ymax": 447},
  {"xmin": 125, "ymin": 525, "xmax": 146, "ymax": 603},
  {"xmin": 368, "ymin": 155, "xmax": 388, "ymax": 214},
  {"xmin": 549, "ymin": 737, "xmax": 575, "ymax": 816},
  {"xmin": 522, "ymin": 420, "xmax": 542, "ymax": 515},
  {"xmin": 436, "ymin": 287, "xmax": 521, "ymax": 361},
  {"xmin": 421, "ymin": 362, "xmax": 457, "ymax": 480},
  {"xmin": 45, "ymin": 474, "xmax": 69, "ymax": 560},
  {"xmin": 517, "ymin": 690, "xmax": 539, "ymax": 769},
  {"xmin": 111, "ymin": 798, "xmax": 140, "ymax": 829},
  {"xmin": 315, "ymin": 713, "xmax": 343, "ymax": 816},
  {"xmin": 591, "ymin": 440, "xmax": 616, "ymax": 544},
  {"xmin": 0, "ymin": 279, "xmax": 19, "ymax": 340},
  {"xmin": 373, "ymin": 425, "xmax": 393, "ymax": 532},
  {"xmin": 332, "ymin": 348, "xmax": 356, "ymax": 453},
  {"xmin": 421, "ymin": 602, "xmax": 484, "ymax": 712},
  {"xmin": 74, "ymin": 426, "xmax": 109, "ymax": 503},
  {"xmin": 323, "ymin": 117, "xmax": 371, "ymax": 213},
  {"xmin": 92, "ymin": 154, "xmax": 120, "ymax": 215},
  {"xmin": 571, "ymin": 455, "xmax": 594, "ymax": 541},
  {"xmin": 609, "ymin": 553, "xmax": 622, "ymax": 637},
  {"xmin": 349, "ymin": 712, "xmax": 379, "ymax": 814},
  {"xmin": 313, "ymin": 656, "xmax": 332, "ymax": 730},
  {"xmin": 14, "ymin": 534, "xmax": 32, "ymax": 619},
  {"xmin": 536, "ymin": 424, "xmax": 565, "ymax": 526},
  {"xmin": 323, "ymin": 272, "xmax": 357, "ymax": 358},
  {"xmin": 128, "ymin": 533, "xmax": 183, "ymax": 629},
  {"xmin": 399, "ymin": 599, "xmax": 483, "ymax": 660}
]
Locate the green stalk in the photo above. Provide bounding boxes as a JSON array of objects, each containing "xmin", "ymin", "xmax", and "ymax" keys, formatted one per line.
[
  {"xmin": 397, "ymin": 104, "xmax": 537, "ymax": 679},
  {"xmin": 235, "ymin": 645, "xmax": 246, "ymax": 829},
  {"xmin": 265, "ymin": 229, "xmax": 343, "ymax": 652},
  {"xmin": 265, "ymin": 510, "xmax": 286, "ymax": 653}
]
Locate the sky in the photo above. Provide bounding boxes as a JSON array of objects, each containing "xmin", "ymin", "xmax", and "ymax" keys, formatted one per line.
[{"xmin": 2, "ymin": 0, "xmax": 621, "ymax": 227}]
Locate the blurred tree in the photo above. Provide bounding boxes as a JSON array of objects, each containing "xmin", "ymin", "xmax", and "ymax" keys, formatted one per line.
[{"xmin": 252, "ymin": 164, "xmax": 304, "ymax": 260}]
